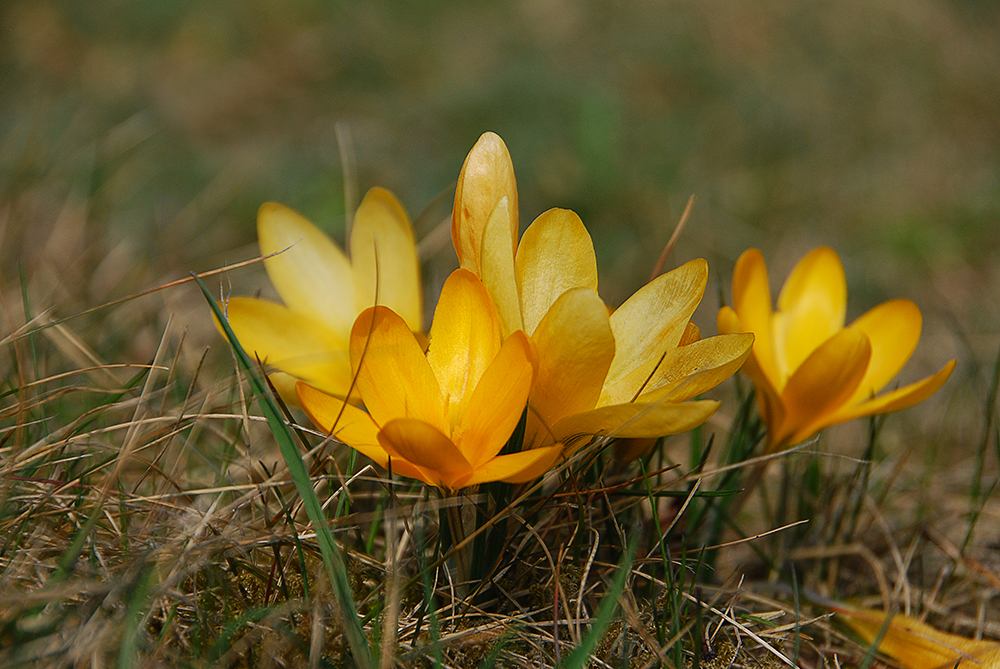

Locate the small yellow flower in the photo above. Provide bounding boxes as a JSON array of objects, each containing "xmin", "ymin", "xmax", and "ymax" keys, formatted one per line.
[
  {"xmin": 718, "ymin": 247, "xmax": 955, "ymax": 452},
  {"xmin": 296, "ymin": 269, "xmax": 563, "ymax": 490},
  {"xmin": 453, "ymin": 132, "xmax": 754, "ymax": 453},
  {"xmin": 223, "ymin": 188, "xmax": 422, "ymax": 400}
]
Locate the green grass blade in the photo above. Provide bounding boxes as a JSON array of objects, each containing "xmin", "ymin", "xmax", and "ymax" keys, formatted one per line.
[
  {"xmin": 197, "ymin": 275, "xmax": 373, "ymax": 669},
  {"xmin": 117, "ymin": 565, "xmax": 156, "ymax": 669},
  {"xmin": 54, "ymin": 502, "xmax": 103, "ymax": 579},
  {"xmin": 19, "ymin": 263, "xmax": 40, "ymax": 383}
]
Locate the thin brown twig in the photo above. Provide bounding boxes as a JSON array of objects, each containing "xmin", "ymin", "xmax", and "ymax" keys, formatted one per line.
[{"xmin": 649, "ymin": 194, "xmax": 696, "ymax": 281}]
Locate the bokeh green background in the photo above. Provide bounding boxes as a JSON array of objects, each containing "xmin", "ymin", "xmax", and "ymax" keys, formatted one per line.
[{"xmin": 2, "ymin": 0, "xmax": 997, "ymax": 448}]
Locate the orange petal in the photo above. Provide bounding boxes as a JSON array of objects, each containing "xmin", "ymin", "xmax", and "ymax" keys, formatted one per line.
[
  {"xmin": 730, "ymin": 249, "xmax": 781, "ymax": 389},
  {"xmin": 836, "ymin": 606, "xmax": 1000, "ymax": 669},
  {"xmin": 606, "ymin": 259, "xmax": 708, "ymax": 392},
  {"xmin": 350, "ymin": 306, "xmax": 447, "ymax": 433},
  {"xmin": 552, "ymin": 400, "xmax": 719, "ymax": 453},
  {"xmin": 350, "ymin": 187, "xmax": 423, "ymax": 332},
  {"xmin": 378, "ymin": 418, "xmax": 472, "ymax": 489},
  {"xmin": 461, "ymin": 445, "xmax": 564, "ymax": 486},
  {"xmin": 425, "ymin": 270, "xmax": 502, "ymax": 427},
  {"xmin": 456, "ymin": 331, "xmax": 534, "ymax": 467},
  {"xmin": 295, "ymin": 381, "xmax": 388, "ymax": 467},
  {"xmin": 452, "ymin": 132, "xmax": 518, "ymax": 275},
  {"xmin": 222, "ymin": 297, "xmax": 352, "ymax": 397},
  {"xmin": 774, "ymin": 328, "xmax": 870, "ymax": 449},
  {"xmin": 772, "ymin": 247, "xmax": 847, "ymax": 381},
  {"xmin": 257, "ymin": 202, "xmax": 356, "ymax": 335},
  {"xmin": 823, "ymin": 359, "xmax": 956, "ymax": 427},
  {"xmin": 515, "ymin": 208, "xmax": 599, "ymax": 335},
  {"xmin": 525, "ymin": 288, "xmax": 615, "ymax": 449},
  {"xmin": 751, "ymin": 359, "xmax": 788, "ymax": 439},
  {"xmin": 845, "ymin": 299, "xmax": 922, "ymax": 404},
  {"xmin": 480, "ymin": 196, "xmax": 523, "ymax": 336}
]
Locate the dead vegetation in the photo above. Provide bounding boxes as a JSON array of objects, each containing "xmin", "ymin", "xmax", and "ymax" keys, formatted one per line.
[
  {"xmin": 3, "ymin": 2, "xmax": 1000, "ymax": 664},
  {"xmin": 2, "ymin": 272, "xmax": 997, "ymax": 667}
]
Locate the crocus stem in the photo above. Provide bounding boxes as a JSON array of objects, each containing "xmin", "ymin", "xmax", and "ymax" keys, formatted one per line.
[{"xmin": 445, "ymin": 495, "xmax": 469, "ymax": 587}]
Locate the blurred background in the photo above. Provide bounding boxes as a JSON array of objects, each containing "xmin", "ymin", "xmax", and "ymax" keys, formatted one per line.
[{"xmin": 2, "ymin": 0, "xmax": 998, "ymax": 460}]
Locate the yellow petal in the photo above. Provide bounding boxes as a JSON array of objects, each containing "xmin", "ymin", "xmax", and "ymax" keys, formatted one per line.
[
  {"xmin": 295, "ymin": 381, "xmax": 388, "ymax": 467},
  {"xmin": 719, "ymin": 303, "xmax": 785, "ymax": 430},
  {"xmin": 772, "ymin": 246, "xmax": 847, "ymax": 381},
  {"xmin": 837, "ymin": 606, "xmax": 1000, "ymax": 669},
  {"xmin": 845, "ymin": 299, "xmax": 922, "ymax": 405},
  {"xmin": 350, "ymin": 187, "xmax": 423, "ymax": 332},
  {"xmin": 515, "ymin": 208, "xmax": 599, "ymax": 335},
  {"xmin": 426, "ymin": 270, "xmax": 502, "ymax": 428},
  {"xmin": 525, "ymin": 288, "xmax": 615, "ymax": 449},
  {"xmin": 462, "ymin": 445, "xmax": 564, "ymax": 486},
  {"xmin": 222, "ymin": 297, "xmax": 352, "ymax": 397},
  {"xmin": 350, "ymin": 306, "xmax": 447, "ymax": 434},
  {"xmin": 296, "ymin": 384, "xmax": 435, "ymax": 484},
  {"xmin": 600, "ymin": 331, "xmax": 751, "ymax": 407},
  {"xmin": 823, "ymin": 358, "xmax": 956, "ymax": 427},
  {"xmin": 452, "ymin": 132, "xmax": 518, "ymax": 275},
  {"xmin": 267, "ymin": 372, "xmax": 303, "ymax": 407},
  {"xmin": 552, "ymin": 400, "xmax": 719, "ymax": 453},
  {"xmin": 679, "ymin": 321, "xmax": 701, "ymax": 346},
  {"xmin": 605, "ymin": 259, "xmax": 707, "ymax": 393},
  {"xmin": 257, "ymin": 202, "xmax": 355, "ymax": 335},
  {"xmin": 774, "ymin": 328, "xmax": 871, "ymax": 449},
  {"xmin": 480, "ymin": 196, "xmax": 523, "ymax": 336},
  {"xmin": 455, "ymin": 330, "xmax": 534, "ymax": 467},
  {"xmin": 746, "ymin": 361, "xmax": 787, "ymax": 439},
  {"xmin": 634, "ymin": 333, "xmax": 755, "ymax": 404},
  {"xmin": 378, "ymin": 418, "xmax": 472, "ymax": 489},
  {"xmin": 730, "ymin": 249, "xmax": 781, "ymax": 390},
  {"xmin": 717, "ymin": 305, "xmax": 744, "ymax": 337},
  {"xmin": 775, "ymin": 246, "xmax": 847, "ymax": 318}
]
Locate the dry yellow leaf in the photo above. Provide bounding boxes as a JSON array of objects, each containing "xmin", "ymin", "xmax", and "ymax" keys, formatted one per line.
[{"xmin": 836, "ymin": 606, "xmax": 1000, "ymax": 669}]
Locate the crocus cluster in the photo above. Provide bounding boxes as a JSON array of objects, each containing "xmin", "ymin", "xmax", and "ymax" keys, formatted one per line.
[
  {"xmin": 297, "ymin": 269, "xmax": 562, "ymax": 488},
  {"xmin": 222, "ymin": 133, "xmax": 953, "ymax": 489}
]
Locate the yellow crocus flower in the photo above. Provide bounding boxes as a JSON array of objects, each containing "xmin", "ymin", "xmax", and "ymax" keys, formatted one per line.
[
  {"xmin": 453, "ymin": 132, "xmax": 754, "ymax": 453},
  {"xmin": 718, "ymin": 246, "xmax": 955, "ymax": 452},
  {"xmin": 295, "ymin": 269, "xmax": 563, "ymax": 490},
  {"xmin": 223, "ymin": 187, "xmax": 422, "ymax": 400}
]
